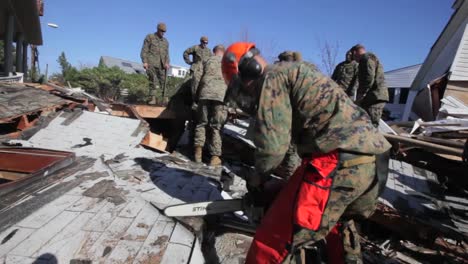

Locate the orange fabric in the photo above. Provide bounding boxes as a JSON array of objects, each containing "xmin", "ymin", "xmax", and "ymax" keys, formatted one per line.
[
  {"xmin": 246, "ymin": 150, "xmax": 339, "ymax": 264},
  {"xmin": 221, "ymin": 42, "xmax": 256, "ymax": 84},
  {"xmin": 295, "ymin": 151, "xmax": 338, "ymax": 230}
]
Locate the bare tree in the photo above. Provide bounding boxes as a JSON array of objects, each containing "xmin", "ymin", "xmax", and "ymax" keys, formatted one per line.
[{"xmin": 317, "ymin": 39, "xmax": 340, "ymax": 76}]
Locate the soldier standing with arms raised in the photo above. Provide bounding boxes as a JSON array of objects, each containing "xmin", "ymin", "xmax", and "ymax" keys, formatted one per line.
[
  {"xmin": 183, "ymin": 36, "xmax": 213, "ymax": 100},
  {"xmin": 140, "ymin": 22, "xmax": 170, "ymax": 105}
]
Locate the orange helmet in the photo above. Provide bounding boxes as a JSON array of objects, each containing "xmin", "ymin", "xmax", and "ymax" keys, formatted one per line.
[{"xmin": 221, "ymin": 42, "xmax": 256, "ymax": 84}]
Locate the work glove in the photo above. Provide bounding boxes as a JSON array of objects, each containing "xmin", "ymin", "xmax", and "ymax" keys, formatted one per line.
[{"xmin": 191, "ymin": 102, "xmax": 198, "ymax": 111}]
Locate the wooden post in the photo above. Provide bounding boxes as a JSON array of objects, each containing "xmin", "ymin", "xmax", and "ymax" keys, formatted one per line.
[
  {"xmin": 22, "ymin": 42, "xmax": 28, "ymax": 80},
  {"xmin": 4, "ymin": 14, "xmax": 15, "ymax": 75},
  {"xmin": 16, "ymin": 34, "xmax": 24, "ymax": 73}
]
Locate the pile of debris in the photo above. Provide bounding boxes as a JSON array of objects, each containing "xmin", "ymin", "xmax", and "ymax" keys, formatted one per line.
[{"xmin": 0, "ymin": 81, "xmax": 467, "ymax": 263}]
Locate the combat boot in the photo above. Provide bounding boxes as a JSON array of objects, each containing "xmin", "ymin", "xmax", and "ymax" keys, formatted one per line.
[
  {"xmin": 148, "ymin": 96, "xmax": 157, "ymax": 105},
  {"xmin": 209, "ymin": 156, "xmax": 222, "ymax": 166},
  {"xmin": 194, "ymin": 146, "xmax": 203, "ymax": 163}
]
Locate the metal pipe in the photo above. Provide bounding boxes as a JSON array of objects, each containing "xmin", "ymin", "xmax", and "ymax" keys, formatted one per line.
[{"xmin": 384, "ymin": 134, "xmax": 463, "ymax": 157}]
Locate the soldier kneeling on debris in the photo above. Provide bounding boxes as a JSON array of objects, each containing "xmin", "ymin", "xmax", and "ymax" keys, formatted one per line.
[
  {"xmin": 221, "ymin": 42, "xmax": 391, "ymax": 264},
  {"xmin": 193, "ymin": 45, "xmax": 228, "ymax": 166}
]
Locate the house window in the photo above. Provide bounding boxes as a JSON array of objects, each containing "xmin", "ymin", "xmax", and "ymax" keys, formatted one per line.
[
  {"xmin": 178, "ymin": 70, "xmax": 182, "ymax": 76},
  {"xmin": 388, "ymin": 88, "xmax": 395, "ymax": 103},
  {"xmin": 399, "ymin": 88, "xmax": 409, "ymax": 104}
]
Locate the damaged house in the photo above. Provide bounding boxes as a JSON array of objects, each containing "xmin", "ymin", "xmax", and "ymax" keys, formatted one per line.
[{"xmin": 403, "ymin": 0, "xmax": 468, "ymax": 121}]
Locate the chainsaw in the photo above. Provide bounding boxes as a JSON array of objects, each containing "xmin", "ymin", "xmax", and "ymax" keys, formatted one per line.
[{"xmin": 162, "ymin": 196, "xmax": 265, "ymax": 225}]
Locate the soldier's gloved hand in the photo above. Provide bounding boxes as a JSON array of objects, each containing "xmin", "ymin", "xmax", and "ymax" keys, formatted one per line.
[{"xmin": 191, "ymin": 102, "xmax": 198, "ymax": 111}]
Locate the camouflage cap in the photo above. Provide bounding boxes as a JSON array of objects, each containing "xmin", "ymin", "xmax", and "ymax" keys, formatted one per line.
[
  {"xmin": 213, "ymin": 44, "xmax": 225, "ymax": 53},
  {"xmin": 278, "ymin": 51, "xmax": 294, "ymax": 62},
  {"xmin": 157, "ymin": 22, "xmax": 167, "ymax": 32},
  {"xmin": 200, "ymin": 36, "xmax": 209, "ymax": 43},
  {"xmin": 293, "ymin": 51, "xmax": 302, "ymax": 62}
]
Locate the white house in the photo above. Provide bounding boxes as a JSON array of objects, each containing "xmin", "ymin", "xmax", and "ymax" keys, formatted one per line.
[
  {"xmin": 99, "ymin": 56, "xmax": 189, "ymax": 79},
  {"xmin": 402, "ymin": 0, "xmax": 468, "ymax": 121},
  {"xmin": 384, "ymin": 64, "xmax": 422, "ymax": 120},
  {"xmin": 168, "ymin": 65, "xmax": 189, "ymax": 78}
]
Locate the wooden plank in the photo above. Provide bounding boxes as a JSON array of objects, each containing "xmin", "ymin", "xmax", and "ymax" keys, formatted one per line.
[
  {"xmin": 33, "ymin": 212, "xmax": 95, "ymax": 262},
  {"xmin": 169, "ymin": 223, "xmax": 195, "ymax": 247},
  {"xmin": 122, "ymin": 202, "xmax": 160, "ymax": 241},
  {"xmin": 188, "ymin": 238, "xmax": 205, "ymax": 264},
  {"xmin": 86, "ymin": 217, "xmax": 134, "ymax": 262},
  {"xmin": 133, "ymin": 221, "xmax": 175, "ymax": 264},
  {"xmin": 132, "ymin": 105, "xmax": 176, "ymax": 119},
  {"xmin": 160, "ymin": 243, "xmax": 192, "ymax": 264},
  {"xmin": 73, "ymin": 231, "xmax": 102, "ymax": 260},
  {"xmin": 0, "ymin": 171, "xmax": 27, "ymax": 181},
  {"xmin": 118, "ymin": 197, "xmax": 145, "ymax": 218},
  {"xmin": 104, "ymin": 240, "xmax": 143, "ymax": 264},
  {"xmin": 0, "ymin": 227, "xmax": 36, "ymax": 257},
  {"xmin": 66, "ymin": 197, "xmax": 107, "ymax": 213},
  {"xmin": 3, "ymin": 255, "xmax": 36, "ymax": 264},
  {"xmin": 81, "ymin": 201, "xmax": 127, "ymax": 232},
  {"xmin": 17, "ymin": 195, "xmax": 81, "ymax": 229},
  {"xmin": 10, "ymin": 210, "xmax": 80, "ymax": 256}
]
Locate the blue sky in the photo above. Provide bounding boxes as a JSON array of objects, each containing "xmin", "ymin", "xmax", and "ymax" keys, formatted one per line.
[{"xmin": 39, "ymin": 0, "xmax": 453, "ymax": 74}]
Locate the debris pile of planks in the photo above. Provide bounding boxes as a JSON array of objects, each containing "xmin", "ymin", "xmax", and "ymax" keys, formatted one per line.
[{"xmin": 0, "ymin": 82, "xmax": 177, "ymax": 153}]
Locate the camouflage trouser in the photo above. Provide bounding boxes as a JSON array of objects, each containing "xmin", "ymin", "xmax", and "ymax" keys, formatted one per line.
[
  {"xmin": 190, "ymin": 69, "xmax": 203, "ymax": 98},
  {"xmin": 288, "ymin": 160, "xmax": 378, "ymax": 264},
  {"xmin": 194, "ymin": 100, "xmax": 227, "ymax": 156},
  {"xmin": 274, "ymin": 144, "xmax": 301, "ymax": 179},
  {"xmin": 146, "ymin": 65, "xmax": 166, "ymax": 97},
  {"xmin": 362, "ymin": 102, "xmax": 385, "ymax": 127}
]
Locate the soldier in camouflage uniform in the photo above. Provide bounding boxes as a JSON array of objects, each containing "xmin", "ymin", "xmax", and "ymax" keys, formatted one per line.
[
  {"xmin": 183, "ymin": 36, "xmax": 213, "ymax": 100},
  {"xmin": 332, "ymin": 49, "xmax": 359, "ymax": 98},
  {"xmin": 222, "ymin": 43, "xmax": 391, "ymax": 264},
  {"xmin": 193, "ymin": 45, "xmax": 228, "ymax": 166},
  {"xmin": 351, "ymin": 44, "xmax": 389, "ymax": 127},
  {"xmin": 140, "ymin": 22, "xmax": 170, "ymax": 104}
]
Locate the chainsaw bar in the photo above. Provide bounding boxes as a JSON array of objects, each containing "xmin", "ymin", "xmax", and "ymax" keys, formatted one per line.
[{"xmin": 163, "ymin": 199, "xmax": 244, "ymax": 217}]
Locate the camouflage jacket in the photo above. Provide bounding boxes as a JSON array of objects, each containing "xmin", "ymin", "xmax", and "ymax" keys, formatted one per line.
[
  {"xmin": 356, "ymin": 52, "xmax": 388, "ymax": 106},
  {"xmin": 253, "ymin": 62, "xmax": 391, "ymax": 174},
  {"xmin": 197, "ymin": 55, "xmax": 227, "ymax": 102},
  {"xmin": 140, "ymin": 34, "xmax": 170, "ymax": 69},
  {"xmin": 331, "ymin": 60, "xmax": 358, "ymax": 97},
  {"xmin": 183, "ymin": 45, "xmax": 212, "ymax": 73}
]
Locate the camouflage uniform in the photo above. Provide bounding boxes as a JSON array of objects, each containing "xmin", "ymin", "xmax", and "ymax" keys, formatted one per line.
[
  {"xmin": 332, "ymin": 60, "xmax": 358, "ymax": 98},
  {"xmin": 272, "ymin": 51, "xmax": 301, "ymax": 178},
  {"xmin": 356, "ymin": 52, "xmax": 388, "ymax": 127},
  {"xmin": 251, "ymin": 62, "xmax": 391, "ymax": 263},
  {"xmin": 183, "ymin": 45, "xmax": 212, "ymax": 98},
  {"xmin": 194, "ymin": 55, "xmax": 228, "ymax": 156},
  {"xmin": 140, "ymin": 33, "xmax": 170, "ymax": 100}
]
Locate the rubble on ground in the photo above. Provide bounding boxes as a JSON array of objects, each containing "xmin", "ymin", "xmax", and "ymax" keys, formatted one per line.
[{"xmin": 0, "ymin": 81, "xmax": 467, "ymax": 264}]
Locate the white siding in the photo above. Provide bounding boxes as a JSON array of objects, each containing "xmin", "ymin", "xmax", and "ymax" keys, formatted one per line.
[{"xmin": 450, "ymin": 23, "xmax": 468, "ymax": 81}]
